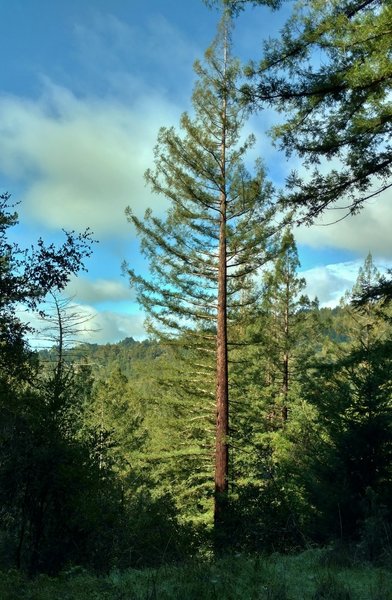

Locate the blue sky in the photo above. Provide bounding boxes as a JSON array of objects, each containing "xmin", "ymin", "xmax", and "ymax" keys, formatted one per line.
[{"xmin": 1, "ymin": 0, "xmax": 391, "ymax": 345}]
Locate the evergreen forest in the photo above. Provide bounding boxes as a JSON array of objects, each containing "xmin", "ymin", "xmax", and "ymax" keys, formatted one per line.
[{"xmin": 1, "ymin": 0, "xmax": 392, "ymax": 598}]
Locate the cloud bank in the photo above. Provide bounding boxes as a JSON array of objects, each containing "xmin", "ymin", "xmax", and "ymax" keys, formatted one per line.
[
  {"xmin": 0, "ymin": 83, "xmax": 178, "ymax": 238},
  {"xmin": 28, "ymin": 300, "xmax": 146, "ymax": 348},
  {"xmin": 296, "ymin": 190, "xmax": 392, "ymax": 259},
  {"xmin": 301, "ymin": 257, "xmax": 392, "ymax": 307},
  {"xmin": 0, "ymin": 11, "xmax": 202, "ymax": 240},
  {"xmin": 65, "ymin": 275, "xmax": 135, "ymax": 305}
]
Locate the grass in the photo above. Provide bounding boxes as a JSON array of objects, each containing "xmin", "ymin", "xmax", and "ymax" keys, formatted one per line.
[{"xmin": 0, "ymin": 549, "xmax": 391, "ymax": 599}]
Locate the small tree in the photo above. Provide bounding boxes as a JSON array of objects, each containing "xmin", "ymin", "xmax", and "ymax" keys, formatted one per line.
[
  {"xmin": 0, "ymin": 193, "xmax": 94, "ymax": 379},
  {"xmin": 85, "ymin": 367, "xmax": 146, "ymax": 479},
  {"xmin": 227, "ymin": 230, "xmax": 321, "ymax": 551},
  {"xmin": 37, "ymin": 293, "xmax": 95, "ymax": 414},
  {"xmin": 260, "ymin": 229, "xmax": 319, "ymax": 422}
]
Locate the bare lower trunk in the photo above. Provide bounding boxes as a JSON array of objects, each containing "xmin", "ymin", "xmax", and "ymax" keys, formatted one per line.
[
  {"xmin": 282, "ymin": 350, "xmax": 289, "ymax": 421},
  {"xmin": 214, "ymin": 198, "xmax": 228, "ymax": 529},
  {"xmin": 282, "ymin": 278, "xmax": 289, "ymax": 422}
]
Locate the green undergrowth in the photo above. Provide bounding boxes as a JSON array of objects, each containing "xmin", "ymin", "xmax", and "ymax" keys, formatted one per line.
[{"xmin": 1, "ymin": 549, "xmax": 391, "ymax": 600}]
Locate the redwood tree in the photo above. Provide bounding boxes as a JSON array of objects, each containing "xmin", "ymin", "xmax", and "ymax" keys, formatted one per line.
[{"xmin": 125, "ymin": 17, "xmax": 279, "ymax": 532}]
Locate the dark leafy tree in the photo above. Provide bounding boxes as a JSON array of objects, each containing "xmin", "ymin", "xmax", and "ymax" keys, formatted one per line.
[
  {"xmin": 352, "ymin": 269, "xmax": 392, "ymax": 309},
  {"xmin": 0, "ymin": 193, "xmax": 94, "ymax": 377},
  {"xmin": 241, "ymin": 0, "xmax": 392, "ymax": 223},
  {"xmin": 302, "ymin": 255, "xmax": 392, "ymax": 544},
  {"xmin": 0, "ymin": 193, "xmax": 101, "ymax": 574}
]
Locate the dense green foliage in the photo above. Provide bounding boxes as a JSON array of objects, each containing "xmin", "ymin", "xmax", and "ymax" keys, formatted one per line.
[
  {"xmin": 23, "ymin": 251, "xmax": 392, "ymax": 570},
  {"xmin": 0, "ymin": 196, "xmax": 195, "ymax": 575}
]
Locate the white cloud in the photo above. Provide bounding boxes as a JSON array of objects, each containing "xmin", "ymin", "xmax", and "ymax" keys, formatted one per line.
[
  {"xmin": 301, "ymin": 258, "xmax": 392, "ymax": 307},
  {"xmin": 0, "ymin": 9, "xmax": 205, "ymax": 240},
  {"xmin": 83, "ymin": 306, "xmax": 147, "ymax": 343},
  {"xmin": 0, "ymin": 83, "xmax": 179, "ymax": 238},
  {"xmin": 294, "ymin": 179, "xmax": 392, "ymax": 259},
  {"xmin": 65, "ymin": 275, "xmax": 135, "ymax": 304},
  {"xmin": 301, "ymin": 263, "xmax": 358, "ymax": 306}
]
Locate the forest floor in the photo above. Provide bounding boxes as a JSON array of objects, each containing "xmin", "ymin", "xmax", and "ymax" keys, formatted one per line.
[{"xmin": 1, "ymin": 549, "xmax": 391, "ymax": 599}]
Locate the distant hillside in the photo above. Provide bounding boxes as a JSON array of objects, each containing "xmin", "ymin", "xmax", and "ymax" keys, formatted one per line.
[
  {"xmin": 38, "ymin": 336, "xmax": 166, "ymax": 379},
  {"xmin": 37, "ymin": 306, "xmax": 347, "ymax": 380}
]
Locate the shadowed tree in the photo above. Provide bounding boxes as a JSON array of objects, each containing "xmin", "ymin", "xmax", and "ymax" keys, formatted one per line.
[
  {"xmin": 303, "ymin": 254, "xmax": 392, "ymax": 543},
  {"xmin": 0, "ymin": 193, "xmax": 99, "ymax": 574},
  {"xmin": 0, "ymin": 193, "xmax": 94, "ymax": 379}
]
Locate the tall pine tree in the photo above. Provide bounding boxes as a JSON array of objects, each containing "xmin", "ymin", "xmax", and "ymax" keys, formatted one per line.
[{"xmin": 124, "ymin": 16, "xmax": 279, "ymax": 533}]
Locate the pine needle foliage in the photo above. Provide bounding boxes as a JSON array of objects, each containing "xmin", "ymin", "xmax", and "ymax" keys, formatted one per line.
[{"xmin": 124, "ymin": 15, "xmax": 280, "ymax": 532}]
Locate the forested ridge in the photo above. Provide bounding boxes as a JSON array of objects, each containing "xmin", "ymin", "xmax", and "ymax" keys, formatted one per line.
[{"xmin": 1, "ymin": 0, "xmax": 392, "ymax": 597}]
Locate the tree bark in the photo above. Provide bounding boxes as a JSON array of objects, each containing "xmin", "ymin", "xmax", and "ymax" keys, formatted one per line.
[
  {"xmin": 214, "ymin": 189, "xmax": 228, "ymax": 529},
  {"xmin": 282, "ymin": 276, "xmax": 289, "ymax": 422},
  {"xmin": 214, "ymin": 33, "xmax": 229, "ymax": 534}
]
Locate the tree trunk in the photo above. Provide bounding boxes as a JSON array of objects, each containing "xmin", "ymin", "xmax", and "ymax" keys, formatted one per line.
[
  {"xmin": 214, "ymin": 36, "xmax": 229, "ymax": 536},
  {"xmin": 214, "ymin": 190, "xmax": 228, "ymax": 530},
  {"xmin": 282, "ymin": 277, "xmax": 289, "ymax": 422}
]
